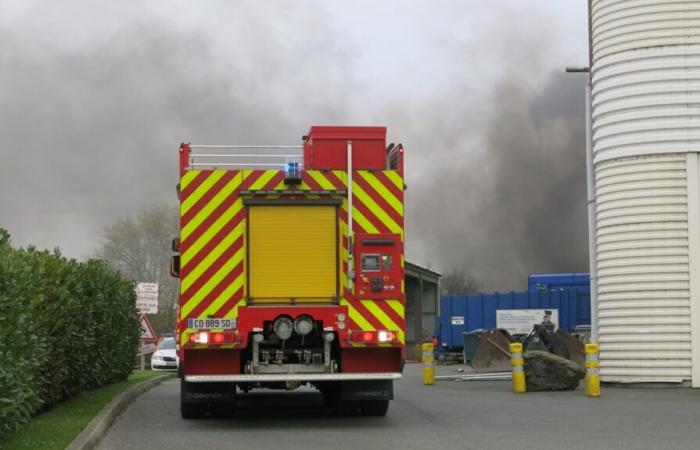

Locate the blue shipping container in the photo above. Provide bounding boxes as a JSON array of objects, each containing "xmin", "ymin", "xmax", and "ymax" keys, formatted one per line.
[
  {"xmin": 438, "ymin": 288, "xmax": 591, "ymax": 351},
  {"xmin": 527, "ymin": 272, "xmax": 590, "ymax": 293}
]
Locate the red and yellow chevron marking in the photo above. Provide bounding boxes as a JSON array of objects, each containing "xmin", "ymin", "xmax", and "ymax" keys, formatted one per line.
[
  {"xmin": 178, "ymin": 167, "xmax": 405, "ymax": 348},
  {"xmin": 179, "ymin": 169, "xmax": 268, "ymax": 347},
  {"xmin": 341, "ymin": 170, "xmax": 406, "ymax": 346},
  {"xmin": 235, "ymin": 169, "xmax": 347, "ymax": 192}
]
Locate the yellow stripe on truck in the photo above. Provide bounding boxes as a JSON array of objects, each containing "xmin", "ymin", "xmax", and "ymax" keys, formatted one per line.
[
  {"xmin": 247, "ymin": 170, "xmax": 278, "ymax": 190},
  {"xmin": 180, "ymin": 250, "xmax": 245, "ymax": 318},
  {"xmin": 180, "ymin": 170, "xmax": 200, "ymax": 190},
  {"xmin": 351, "ymin": 208, "xmax": 379, "ymax": 233},
  {"xmin": 383, "ymin": 170, "xmax": 404, "ymax": 192},
  {"xmin": 196, "ymin": 274, "xmax": 245, "ymax": 321},
  {"xmin": 385, "ymin": 299, "xmax": 405, "ymax": 319},
  {"xmin": 181, "ymin": 221, "xmax": 244, "ymax": 293},
  {"xmin": 307, "ymin": 170, "xmax": 337, "ymax": 190},
  {"xmin": 361, "ymin": 300, "xmax": 405, "ymax": 344},
  {"xmin": 340, "ymin": 299, "xmax": 374, "ymax": 331},
  {"xmin": 357, "ymin": 171, "xmax": 403, "ymax": 215},
  {"xmin": 180, "ymin": 174, "xmax": 242, "ymax": 240},
  {"xmin": 352, "ymin": 181, "xmax": 402, "ymax": 235},
  {"xmin": 181, "ymin": 199, "xmax": 243, "ymax": 266},
  {"xmin": 181, "ymin": 171, "xmax": 225, "ymax": 216}
]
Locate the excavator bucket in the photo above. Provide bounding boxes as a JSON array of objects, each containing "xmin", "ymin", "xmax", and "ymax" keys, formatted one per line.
[
  {"xmin": 470, "ymin": 329, "xmax": 515, "ymax": 372},
  {"xmin": 468, "ymin": 327, "xmax": 586, "ymax": 372},
  {"xmin": 553, "ymin": 329, "xmax": 585, "ymax": 369},
  {"xmin": 521, "ymin": 327, "xmax": 585, "ymax": 369}
]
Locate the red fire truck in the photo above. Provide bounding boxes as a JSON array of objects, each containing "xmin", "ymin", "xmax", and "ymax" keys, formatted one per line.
[{"xmin": 171, "ymin": 126, "xmax": 405, "ymax": 417}]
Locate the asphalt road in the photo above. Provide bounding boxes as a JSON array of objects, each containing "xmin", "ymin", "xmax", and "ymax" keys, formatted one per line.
[{"xmin": 99, "ymin": 364, "xmax": 700, "ymax": 450}]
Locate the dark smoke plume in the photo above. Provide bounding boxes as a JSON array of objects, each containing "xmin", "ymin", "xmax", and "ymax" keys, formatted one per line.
[
  {"xmin": 0, "ymin": 1, "xmax": 589, "ymax": 291},
  {"xmin": 0, "ymin": 6, "xmax": 355, "ymax": 257},
  {"xmin": 406, "ymin": 72, "xmax": 589, "ymax": 289}
]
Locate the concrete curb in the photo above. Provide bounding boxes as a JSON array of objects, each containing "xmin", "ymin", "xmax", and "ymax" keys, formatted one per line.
[{"xmin": 67, "ymin": 373, "xmax": 177, "ymax": 450}]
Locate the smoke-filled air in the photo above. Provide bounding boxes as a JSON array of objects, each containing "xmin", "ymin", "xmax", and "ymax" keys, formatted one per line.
[{"xmin": 0, "ymin": 0, "xmax": 589, "ymax": 290}]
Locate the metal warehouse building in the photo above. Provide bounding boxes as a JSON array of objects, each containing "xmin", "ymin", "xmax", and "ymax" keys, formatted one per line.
[
  {"xmin": 405, "ymin": 262, "xmax": 440, "ymax": 360},
  {"xmin": 589, "ymin": 0, "xmax": 700, "ymax": 386}
]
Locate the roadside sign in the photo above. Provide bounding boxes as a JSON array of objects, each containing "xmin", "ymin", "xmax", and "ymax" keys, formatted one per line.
[
  {"xmin": 139, "ymin": 342, "xmax": 157, "ymax": 355},
  {"xmin": 139, "ymin": 314, "xmax": 157, "ymax": 341},
  {"xmin": 496, "ymin": 309, "xmax": 559, "ymax": 335},
  {"xmin": 135, "ymin": 282, "xmax": 159, "ymax": 314}
]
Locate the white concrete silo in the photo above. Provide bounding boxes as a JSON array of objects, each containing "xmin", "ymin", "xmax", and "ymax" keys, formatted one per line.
[{"xmin": 590, "ymin": 0, "xmax": 700, "ymax": 385}]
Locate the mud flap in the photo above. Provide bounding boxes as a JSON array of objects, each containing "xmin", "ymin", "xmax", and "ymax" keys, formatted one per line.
[
  {"xmin": 340, "ymin": 380, "xmax": 393, "ymax": 401},
  {"xmin": 181, "ymin": 381, "xmax": 237, "ymax": 404}
]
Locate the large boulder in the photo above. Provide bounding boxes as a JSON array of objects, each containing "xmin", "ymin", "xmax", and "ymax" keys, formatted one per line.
[{"xmin": 523, "ymin": 350, "xmax": 585, "ymax": 391}]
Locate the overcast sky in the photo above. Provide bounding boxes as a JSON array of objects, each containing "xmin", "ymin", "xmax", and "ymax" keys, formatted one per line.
[{"xmin": 0, "ymin": 1, "xmax": 589, "ymax": 289}]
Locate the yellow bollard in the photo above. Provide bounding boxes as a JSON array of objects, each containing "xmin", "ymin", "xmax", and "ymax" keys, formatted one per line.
[
  {"xmin": 509, "ymin": 342, "xmax": 526, "ymax": 393},
  {"xmin": 585, "ymin": 343, "xmax": 601, "ymax": 397},
  {"xmin": 422, "ymin": 343, "xmax": 435, "ymax": 385}
]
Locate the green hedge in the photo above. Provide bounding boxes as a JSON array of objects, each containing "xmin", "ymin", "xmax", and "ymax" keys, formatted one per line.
[{"xmin": 0, "ymin": 229, "xmax": 140, "ymax": 440}]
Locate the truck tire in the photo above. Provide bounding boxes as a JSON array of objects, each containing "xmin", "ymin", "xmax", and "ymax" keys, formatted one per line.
[{"xmin": 362, "ymin": 399, "xmax": 389, "ymax": 416}]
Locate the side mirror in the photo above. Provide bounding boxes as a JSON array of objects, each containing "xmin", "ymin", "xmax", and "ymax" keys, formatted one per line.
[
  {"xmin": 172, "ymin": 237, "xmax": 180, "ymax": 253},
  {"xmin": 170, "ymin": 255, "xmax": 180, "ymax": 278}
]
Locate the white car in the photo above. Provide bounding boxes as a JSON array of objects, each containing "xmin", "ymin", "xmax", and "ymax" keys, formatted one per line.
[{"xmin": 151, "ymin": 337, "xmax": 179, "ymax": 371}]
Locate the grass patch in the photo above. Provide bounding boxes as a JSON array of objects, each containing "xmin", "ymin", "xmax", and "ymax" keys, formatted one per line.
[{"xmin": 2, "ymin": 370, "xmax": 169, "ymax": 450}]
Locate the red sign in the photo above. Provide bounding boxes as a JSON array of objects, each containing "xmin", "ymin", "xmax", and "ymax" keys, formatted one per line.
[{"xmin": 139, "ymin": 314, "xmax": 157, "ymax": 341}]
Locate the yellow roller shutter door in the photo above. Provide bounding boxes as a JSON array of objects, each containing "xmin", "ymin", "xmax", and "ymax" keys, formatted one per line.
[{"xmin": 248, "ymin": 205, "xmax": 337, "ymax": 303}]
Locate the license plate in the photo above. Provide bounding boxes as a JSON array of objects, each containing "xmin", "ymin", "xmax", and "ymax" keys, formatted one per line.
[{"xmin": 188, "ymin": 318, "xmax": 236, "ymax": 329}]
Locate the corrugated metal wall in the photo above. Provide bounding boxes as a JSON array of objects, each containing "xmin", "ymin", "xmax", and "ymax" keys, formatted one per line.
[
  {"xmin": 596, "ymin": 155, "xmax": 692, "ymax": 382},
  {"xmin": 591, "ymin": 2, "xmax": 700, "ymax": 163},
  {"xmin": 591, "ymin": 0, "xmax": 700, "ymax": 383}
]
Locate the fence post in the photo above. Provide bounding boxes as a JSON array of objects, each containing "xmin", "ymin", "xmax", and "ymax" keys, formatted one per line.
[
  {"xmin": 509, "ymin": 342, "xmax": 526, "ymax": 393},
  {"xmin": 585, "ymin": 343, "xmax": 601, "ymax": 397},
  {"xmin": 422, "ymin": 343, "xmax": 435, "ymax": 385}
]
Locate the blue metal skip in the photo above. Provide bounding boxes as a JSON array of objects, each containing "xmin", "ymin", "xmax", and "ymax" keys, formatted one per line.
[{"xmin": 438, "ymin": 288, "xmax": 591, "ymax": 351}]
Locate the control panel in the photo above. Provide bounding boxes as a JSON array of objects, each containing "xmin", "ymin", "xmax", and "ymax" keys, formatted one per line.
[{"xmin": 354, "ymin": 233, "xmax": 402, "ymax": 299}]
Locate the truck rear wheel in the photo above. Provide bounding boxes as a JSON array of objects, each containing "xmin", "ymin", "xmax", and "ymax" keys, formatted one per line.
[{"xmin": 362, "ymin": 399, "xmax": 389, "ymax": 416}]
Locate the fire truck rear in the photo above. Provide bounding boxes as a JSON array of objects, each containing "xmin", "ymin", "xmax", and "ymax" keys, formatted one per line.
[{"xmin": 171, "ymin": 126, "xmax": 405, "ymax": 417}]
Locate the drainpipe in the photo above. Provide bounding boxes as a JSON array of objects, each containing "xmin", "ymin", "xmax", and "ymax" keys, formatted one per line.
[{"xmin": 586, "ymin": 81, "xmax": 599, "ymax": 343}]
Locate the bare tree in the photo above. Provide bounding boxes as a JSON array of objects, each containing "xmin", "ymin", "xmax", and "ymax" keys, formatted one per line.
[
  {"xmin": 97, "ymin": 204, "xmax": 179, "ymax": 336},
  {"xmin": 440, "ymin": 267, "xmax": 484, "ymax": 296}
]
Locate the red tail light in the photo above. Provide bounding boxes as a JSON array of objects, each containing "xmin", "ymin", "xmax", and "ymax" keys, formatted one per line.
[
  {"xmin": 348, "ymin": 330, "xmax": 398, "ymax": 343},
  {"xmin": 189, "ymin": 331, "xmax": 238, "ymax": 344}
]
